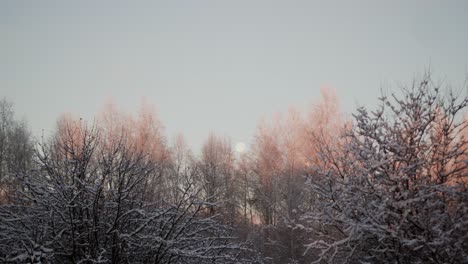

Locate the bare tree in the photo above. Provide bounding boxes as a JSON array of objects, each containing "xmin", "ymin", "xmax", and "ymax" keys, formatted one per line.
[
  {"xmin": 196, "ymin": 133, "xmax": 239, "ymax": 225},
  {"xmin": 0, "ymin": 98, "xmax": 33, "ymax": 204},
  {"xmin": 0, "ymin": 110, "xmax": 261, "ymax": 263},
  {"xmin": 167, "ymin": 134, "xmax": 196, "ymax": 204}
]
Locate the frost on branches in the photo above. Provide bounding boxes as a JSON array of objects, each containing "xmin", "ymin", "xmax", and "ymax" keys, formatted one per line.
[
  {"xmin": 0, "ymin": 119, "xmax": 262, "ymax": 263},
  {"xmin": 304, "ymin": 75, "xmax": 468, "ymax": 263}
]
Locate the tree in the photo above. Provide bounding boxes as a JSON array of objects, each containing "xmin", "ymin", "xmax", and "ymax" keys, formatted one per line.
[
  {"xmin": 0, "ymin": 113, "xmax": 262, "ymax": 263},
  {"xmin": 0, "ymin": 98, "xmax": 33, "ymax": 204},
  {"xmin": 197, "ymin": 133, "xmax": 239, "ymax": 225},
  {"xmin": 304, "ymin": 75, "xmax": 468, "ymax": 263},
  {"xmin": 167, "ymin": 133, "xmax": 196, "ymax": 204},
  {"xmin": 246, "ymin": 90, "xmax": 346, "ymax": 264},
  {"xmin": 98, "ymin": 101, "xmax": 170, "ymax": 203},
  {"xmin": 251, "ymin": 118, "xmax": 283, "ymax": 227}
]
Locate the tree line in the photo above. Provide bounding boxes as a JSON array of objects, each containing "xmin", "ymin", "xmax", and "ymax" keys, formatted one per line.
[{"xmin": 0, "ymin": 73, "xmax": 467, "ymax": 263}]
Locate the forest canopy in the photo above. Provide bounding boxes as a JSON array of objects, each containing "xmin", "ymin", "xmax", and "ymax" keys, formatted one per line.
[{"xmin": 0, "ymin": 73, "xmax": 467, "ymax": 264}]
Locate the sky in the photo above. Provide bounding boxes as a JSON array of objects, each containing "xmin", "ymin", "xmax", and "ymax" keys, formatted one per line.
[{"xmin": 1, "ymin": 0, "xmax": 468, "ymax": 152}]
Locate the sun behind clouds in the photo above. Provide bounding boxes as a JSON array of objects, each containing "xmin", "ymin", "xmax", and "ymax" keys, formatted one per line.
[{"xmin": 235, "ymin": 142, "xmax": 246, "ymax": 153}]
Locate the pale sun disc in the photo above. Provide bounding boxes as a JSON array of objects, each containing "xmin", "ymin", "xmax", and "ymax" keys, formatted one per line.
[{"xmin": 235, "ymin": 142, "xmax": 246, "ymax": 153}]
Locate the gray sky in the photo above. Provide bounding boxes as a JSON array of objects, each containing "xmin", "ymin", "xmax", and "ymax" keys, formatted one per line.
[{"xmin": 2, "ymin": 0, "xmax": 468, "ymax": 151}]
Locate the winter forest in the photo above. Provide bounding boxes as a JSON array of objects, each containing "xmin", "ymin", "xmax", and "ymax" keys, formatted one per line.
[{"xmin": 0, "ymin": 74, "xmax": 467, "ymax": 263}]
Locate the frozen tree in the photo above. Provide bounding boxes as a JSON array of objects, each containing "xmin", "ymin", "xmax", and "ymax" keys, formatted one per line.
[
  {"xmin": 251, "ymin": 119, "xmax": 283, "ymax": 227},
  {"xmin": 245, "ymin": 90, "xmax": 346, "ymax": 264},
  {"xmin": 166, "ymin": 134, "xmax": 196, "ymax": 204},
  {"xmin": 304, "ymin": 75, "xmax": 468, "ymax": 263},
  {"xmin": 0, "ymin": 98, "xmax": 33, "ymax": 204},
  {"xmin": 0, "ymin": 113, "xmax": 262, "ymax": 263},
  {"xmin": 0, "ymin": 117, "xmax": 103, "ymax": 263},
  {"xmin": 196, "ymin": 133, "xmax": 239, "ymax": 225},
  {"xmin": 98, "ymin": 101, "xmax": 171, "ymax": 203},
  {"xmin": 122, "ymin": 184, "xmax": 261, "ymax": 264},
  {"xmin": 235, "ymin": 153, "xmax": 257, "ymax": 226}
]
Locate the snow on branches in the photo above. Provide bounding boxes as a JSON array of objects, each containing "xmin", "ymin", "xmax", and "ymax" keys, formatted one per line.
[
  {"xmin": 304, "ymin": 74, "xmax": 468, "ymax": 264},
  {"xmin": 0, "ymin": 117, "xmax": 262, "ymax": 263}
]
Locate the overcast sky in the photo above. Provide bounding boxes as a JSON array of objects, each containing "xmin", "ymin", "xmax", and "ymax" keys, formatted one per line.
[{"xmin": 2, "ymin": 0, "xmax": 468, "ymax": 151}]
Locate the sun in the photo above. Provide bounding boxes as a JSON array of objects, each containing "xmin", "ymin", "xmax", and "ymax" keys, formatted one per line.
[{"xmin": 235, "ymin": 142, "xmax": 246, "ymax": 153}]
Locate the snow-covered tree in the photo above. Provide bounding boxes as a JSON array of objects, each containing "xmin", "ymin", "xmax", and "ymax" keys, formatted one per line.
[
  {"xmin": 0, "ymin": 115, "xmax": 263, "ymax": 263},
  {"xmin": 0, "ymin": 99, "xmax": 33, "ymax": 204},
  {"xmin": 304, "ymin": 75, "xmax": 468, "ymax": 263}
]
